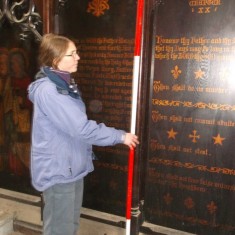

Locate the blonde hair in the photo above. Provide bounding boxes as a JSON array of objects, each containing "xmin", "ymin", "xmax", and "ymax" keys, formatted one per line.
[{"xmin": 38, "ymin": 33, "xmax": 72, "ymax": 69}]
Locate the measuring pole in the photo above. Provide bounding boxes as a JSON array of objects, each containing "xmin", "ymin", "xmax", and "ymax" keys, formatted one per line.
[{"xmin": 126, "ymin": 0, "xmax": 144, "ymax": 234}]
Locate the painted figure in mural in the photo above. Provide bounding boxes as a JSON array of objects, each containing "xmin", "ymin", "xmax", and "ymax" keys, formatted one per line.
[
  {"xmin": 0, "ymin": 47, "xmax": 32, "ymax": 175},
  {"xmin": 7, "ymin": 48, "xmax": 32, "ymax": 175},
  {"xmin": 27, "ymin": 33, "xmax": 139, "ymax": 235},
  {"xmin": 0, "ymin": 48, "xmax": 9, "ymax": 170}
]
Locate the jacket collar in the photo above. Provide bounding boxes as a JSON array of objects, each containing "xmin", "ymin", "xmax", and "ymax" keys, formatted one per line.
[{"xmin": 36, "ymin": 67, "xmax": 81, "ymax": 99}]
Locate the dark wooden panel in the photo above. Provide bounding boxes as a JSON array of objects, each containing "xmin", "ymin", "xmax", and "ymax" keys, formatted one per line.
[
  {"xmin": 62, "ymin": 0, "xmax": 137, "ymax": 216},
  {"xmin": 144, "ymin": 1, "xmax": 235, "ymax": 234}
]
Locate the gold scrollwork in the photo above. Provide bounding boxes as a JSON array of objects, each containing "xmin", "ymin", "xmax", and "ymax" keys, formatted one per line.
[
  {"xmin": 149, "ymin": 158, "xmax": 235, "ymax": 176},
  {"xmin": 152, "ymin": 99, "xmax": 235, "ymax": 111},
  {"xmin": 152, "ymin": 99, "xmax": 181, "ymax": 107}
]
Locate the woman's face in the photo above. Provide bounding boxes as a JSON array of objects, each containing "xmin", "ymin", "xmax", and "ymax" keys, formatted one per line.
[{"xmin": 57, "ymin": 41, "xmax": 80, "ymax": 73}]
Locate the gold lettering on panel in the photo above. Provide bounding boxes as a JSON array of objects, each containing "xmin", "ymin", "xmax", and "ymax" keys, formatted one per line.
[{"xmin": 188, "ymin": 0, "xmax": 222, "ymax": 14}]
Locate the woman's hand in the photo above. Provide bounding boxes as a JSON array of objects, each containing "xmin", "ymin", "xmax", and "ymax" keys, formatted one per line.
[{"xmin": 123, "ymin": 133, "xmax": 139, "ymax": 149}]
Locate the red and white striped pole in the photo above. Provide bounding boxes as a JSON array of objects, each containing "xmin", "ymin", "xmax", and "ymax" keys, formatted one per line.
[{"xmin": 126, "ymin": 0, "xmax": 144, "ymax": 234}]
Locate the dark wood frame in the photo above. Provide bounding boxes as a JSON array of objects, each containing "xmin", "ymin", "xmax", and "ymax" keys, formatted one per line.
[
  {"xmin": 131, "ymin": 1, "xmax": 164, "ymax": 234},
  {"xmin": 34, "ymin": 0, "xmax": 54, "ymax": 34}
]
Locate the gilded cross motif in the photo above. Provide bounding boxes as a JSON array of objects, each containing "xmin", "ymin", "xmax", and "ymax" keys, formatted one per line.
[
  {"xmin": 207, "ymin": 201, "xmax": 217, "ymax": 215},
  {"xmin": 189, "ymin": 130, "xmax": 200, "ymax": 143},
  {"xmin": 87, "ymin": 0, "xmax": 110, "ymax": 17}
]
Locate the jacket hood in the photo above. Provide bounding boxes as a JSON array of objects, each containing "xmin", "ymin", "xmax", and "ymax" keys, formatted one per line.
[{"xmin": 28, "ymin": 70, "xmax": 47, "ymax": 103}]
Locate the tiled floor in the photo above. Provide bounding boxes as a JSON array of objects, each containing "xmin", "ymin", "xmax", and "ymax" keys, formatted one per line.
[
  {"xmin": 0, "ymin": 188, "xmax": 194, "ymax": 235},
  {"xmin": 12, "ymin": 218, "xmax": 144, "ymax": 235}
]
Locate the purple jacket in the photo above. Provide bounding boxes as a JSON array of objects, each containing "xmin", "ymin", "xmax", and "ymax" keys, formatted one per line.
[{"xmin": 28, "ymin": 75, "xmax": 125, "ymax": 191}]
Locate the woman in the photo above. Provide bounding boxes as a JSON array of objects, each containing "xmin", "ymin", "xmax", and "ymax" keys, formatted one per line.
[{"xmin": 27, "ymin": 33, "xmax": 139, "ymax": 235}]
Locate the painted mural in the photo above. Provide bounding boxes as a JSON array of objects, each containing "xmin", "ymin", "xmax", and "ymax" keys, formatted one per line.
[
  {"xmin": 0, "ymin": 47, "xmax": 32, "ymax": 175},
  {"xmin": 0, "ymin": 18, "xmax": 39, "ymax": 195}
]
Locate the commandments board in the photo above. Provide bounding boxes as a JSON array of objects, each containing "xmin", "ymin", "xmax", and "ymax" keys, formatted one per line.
[
  {"xmin": 63, "ymin": 0, "xmax": 136, "ymax": 215},
  {"xmin": 144, "ymin": 1, "xmax": 235, "ymax": 234}
]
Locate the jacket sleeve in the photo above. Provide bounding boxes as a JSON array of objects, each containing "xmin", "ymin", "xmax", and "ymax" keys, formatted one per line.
[{"xmin": 35, "ymin": 82, "xmax": 125, "ymax": 146}]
